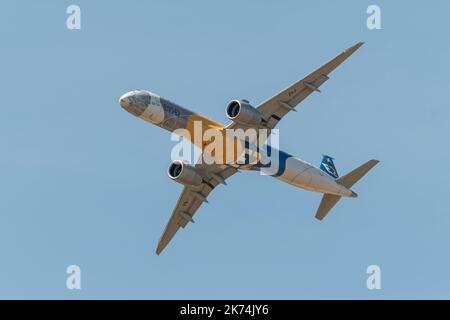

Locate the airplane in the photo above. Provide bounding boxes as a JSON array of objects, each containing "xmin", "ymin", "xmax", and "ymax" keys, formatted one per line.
[{"xmin": 119, "ymin": 42, "xmax": 379, "ymax": 255}]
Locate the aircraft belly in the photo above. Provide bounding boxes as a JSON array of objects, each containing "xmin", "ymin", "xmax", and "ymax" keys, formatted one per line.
[
  {"xmin": 276, "ymin": 157, "xmax": 311, "ymax": 185},
  {"xmin": 304, "ymin": 169, "xmax": 337, "ymax": 193},
  {"xmin": 276, "ymin": 157, "xmax": 351, "ymax": 196}
]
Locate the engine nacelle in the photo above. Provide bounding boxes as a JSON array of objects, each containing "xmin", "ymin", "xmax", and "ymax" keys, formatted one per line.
[
  {"xmin": 226, "ymin": 100, "xmax": 262, "ymax": 126},
  {"xmin": 167, "ymin": 160, "xmax": 203, "ymax": 186}
]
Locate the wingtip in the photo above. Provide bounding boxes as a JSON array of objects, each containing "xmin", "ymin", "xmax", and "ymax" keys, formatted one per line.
[
  {"xmin": 346, "ymin": 41, "xmax": 365, "ymax": 53},
  {"xmin": 156, "ymin": 243, "xmax": 164, "ymax": 255}
]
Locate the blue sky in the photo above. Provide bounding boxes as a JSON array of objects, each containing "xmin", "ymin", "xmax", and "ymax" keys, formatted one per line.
[{"xmin": 0, "ymin": 1, "xmax": 449, "ymax": 299}]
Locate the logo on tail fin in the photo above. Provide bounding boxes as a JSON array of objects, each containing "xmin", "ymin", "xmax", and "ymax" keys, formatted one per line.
[{"xmin": 320, "ymin": 155, "xmax": 339, "ymax": 178}]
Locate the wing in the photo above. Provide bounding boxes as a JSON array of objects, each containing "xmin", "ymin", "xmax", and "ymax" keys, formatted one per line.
[
  {"xmin": 229, "ymin": 42, "xmax": 364, "ymax": 131},
  {"xmin": 156, "ymin": 163, "xmax": 238, "ymax": 255}
]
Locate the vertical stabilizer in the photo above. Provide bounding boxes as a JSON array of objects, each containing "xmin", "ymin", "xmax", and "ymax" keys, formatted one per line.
[{"xmin": 320, "ymin": 155, "xmax": 339, "ymax": 178}]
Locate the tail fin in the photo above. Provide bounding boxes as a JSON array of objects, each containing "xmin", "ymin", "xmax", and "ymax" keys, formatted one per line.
[
  {"xmin": 320, "ymin": 155, "xmax": 339, "ymax": 178},
  {"xmin": 315, "ymin": 159, "xmax": 379, "ymax": 221}
]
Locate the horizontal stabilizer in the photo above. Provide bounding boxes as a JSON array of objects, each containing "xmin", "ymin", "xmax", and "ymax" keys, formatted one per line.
[
  {"xmin": 315, "ymin": 159, "xmax": 379, "ymax": 221},
  {"xmin": 336, "ymin": 159, "xmax": 379, "ymax": 188},
  {"xmin": 315, "ymin": 194, "xmax": 341, "ymax": 221}
]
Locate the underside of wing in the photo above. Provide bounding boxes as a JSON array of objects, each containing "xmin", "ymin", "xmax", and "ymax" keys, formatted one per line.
[
  {"xmin": 155, "ymin": 43, "xmax": 364, "ymax": 254},
  {"xmin": 229, "ymin": 42, "xmax": 363, "ymax": 132},
  {"xmin": 257, "ymin": 42, "xmax": 363, "ymax": 129},
  {"xmin": 156, "ymin": 164, "xmax": 238, "ymax": 255}
]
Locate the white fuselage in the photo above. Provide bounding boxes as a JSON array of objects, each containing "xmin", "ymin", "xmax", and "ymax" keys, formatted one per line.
[
  {"xmin": 120, "ymin": 90, "xmax": 355, "ymax": 198},
  {"xmin": 259, "ymin": 150, "xmax": 354, "ymax": 197}
]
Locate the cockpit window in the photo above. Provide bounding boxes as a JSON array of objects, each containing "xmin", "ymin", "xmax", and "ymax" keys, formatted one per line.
[
  {"xmin": 143, "ymin": 95, "xmax": 151, "ymax": 105},
  {"xmin": 133, "ymin": 92, "xmax": 150, "ymax": 105}
]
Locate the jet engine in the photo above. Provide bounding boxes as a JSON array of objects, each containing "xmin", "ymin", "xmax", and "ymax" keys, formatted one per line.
[
  {"xmin": 167, "ymin": 160, "xmax": 203, "ymax": 186},
  {"xmin": 226, "ymin": 100, "xmax": 262, "ymax": 126}
]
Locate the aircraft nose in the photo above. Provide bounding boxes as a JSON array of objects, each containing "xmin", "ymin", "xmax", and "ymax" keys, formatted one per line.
[
  {"xmin": 119, "ymin": 92, "xmax": 131, "ymax": 109},
  {"xmin": 119, "ymin": 90, "xmax": 147, "ymax": 117}
]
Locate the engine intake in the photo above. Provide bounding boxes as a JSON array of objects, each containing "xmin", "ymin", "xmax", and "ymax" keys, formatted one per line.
[
  {"xmin": 226, "ymin": 100, "xmax": 262, "ymax": 126},
  {"xmin": 168, "ymin": 160, "xmax": 203, "ymax": 186}
]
